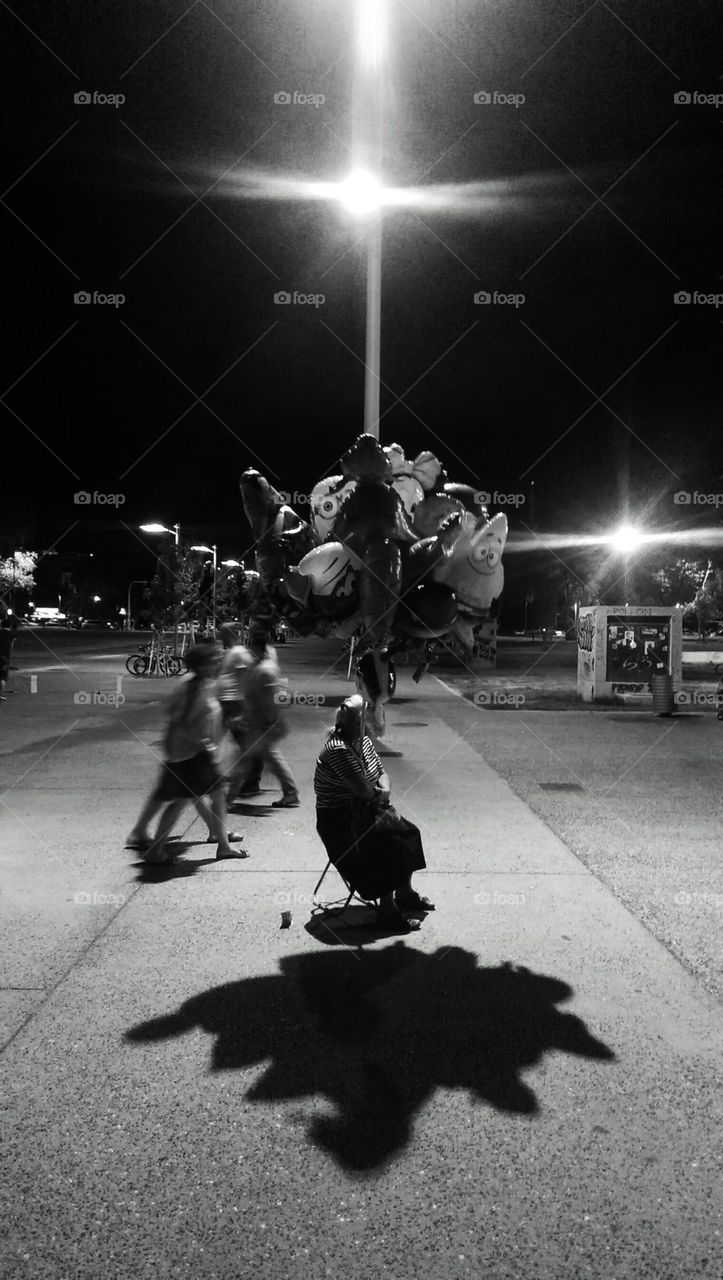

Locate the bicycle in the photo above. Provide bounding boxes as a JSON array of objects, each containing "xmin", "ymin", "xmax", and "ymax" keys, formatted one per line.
[{"xmin": 126, "ymin": 635, "xmax": 185, "ymax": 677}]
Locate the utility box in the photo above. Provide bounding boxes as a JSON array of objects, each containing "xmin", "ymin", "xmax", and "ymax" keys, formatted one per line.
[{"xmin": 577, "ymin": 605, "xmax": 682, "ymax": 703}]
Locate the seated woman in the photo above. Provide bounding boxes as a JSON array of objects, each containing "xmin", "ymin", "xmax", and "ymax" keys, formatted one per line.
[{"xmin": 314, "ymin": 695, "xmax": 434, "ymax": 930}]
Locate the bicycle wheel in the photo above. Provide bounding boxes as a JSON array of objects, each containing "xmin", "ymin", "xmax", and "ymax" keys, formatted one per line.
[
  {"xmin": 167, "ymin": 655, "xmax": 185, "ymax": 676},
  {"xmin": 126, "ymin": 655, "xmax": 148, "ymax": 677}
]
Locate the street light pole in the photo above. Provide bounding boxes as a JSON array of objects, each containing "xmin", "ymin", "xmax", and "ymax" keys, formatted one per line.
[
  {"xmin": 140, "ymin": 523, "xmax": 182, "ymax": 651},
  {"xmin": 190, "ymin": 544, "xmax": 218, "ymax": 636},
  {"xmin": 126, "ymin": 580, "xmax": 147, "ymax": 631},
  {"xmin": 354, "ymin": 0, "xmax": 386, "ymax": 440},
  {"xmin": 211, "ymin": 545, "xmax": 217, "ymax": 635},
  {"xmin": 364, "ymin": 217, "xmax": 382, "ymax": 438}
]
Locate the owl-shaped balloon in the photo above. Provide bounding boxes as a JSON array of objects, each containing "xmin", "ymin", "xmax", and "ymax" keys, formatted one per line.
[{"xmin": 310, "ymin": 476, "xmax": 357, "ymax": 542}]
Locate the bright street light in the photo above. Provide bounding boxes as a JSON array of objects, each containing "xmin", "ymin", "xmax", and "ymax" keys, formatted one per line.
[
  {"xmin": 610, "ymin": 525, "xmax": 645, "ymax": 554},
  {"xmin": 221, "ymin": 559, "xmax": 242, "ymax": 568},
  {"xmin": 338, "ymin": 168, "xmax": 384, "ymax": 216}
]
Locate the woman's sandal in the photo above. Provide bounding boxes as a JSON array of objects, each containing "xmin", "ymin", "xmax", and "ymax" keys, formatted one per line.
[
  {"xmin": 204, "ymin": 831, "xmax": 244, "ymax": 844},
  {"xmin": 126, "ymin": 835, "xmax": 152, "ymax": 852},
  {"xmin": 376, "ymin": 908, "xmax": 422, "ymax": 933},
  {"xmin": 396, "ymin": 891, "xmax": 435, "ymax": 912}
]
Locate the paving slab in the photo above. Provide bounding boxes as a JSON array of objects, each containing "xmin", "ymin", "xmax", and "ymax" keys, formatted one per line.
[{"xmin": 2, "ymin": 638, "xmax": 722, "ymax": 1279}]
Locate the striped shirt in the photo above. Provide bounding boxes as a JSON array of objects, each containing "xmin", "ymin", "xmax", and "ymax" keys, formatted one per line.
[{"xmin": 314, "ymin": 733, "xmax": 383, "ymax": 809}]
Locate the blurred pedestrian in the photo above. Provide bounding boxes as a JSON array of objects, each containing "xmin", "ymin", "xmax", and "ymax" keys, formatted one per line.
[
  {"xmin": 217, "ymin": 623, "xmax": 265, "ymax": 799},
  {"xmin": 0, "ymin": 608, "xmax": 18, "ymax": 704},
  {"xmin": 126, "ymin": 643, "xmax": 248, "ymax": 862},
  {"xmin": 230, "ymin": 624, "xmax": 299, "ymax": 808}
]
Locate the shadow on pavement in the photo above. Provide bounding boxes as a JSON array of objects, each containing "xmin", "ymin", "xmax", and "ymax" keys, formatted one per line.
[
  {"xmin": 0, "ymin": 723, "xmax": 165, "ymax": 757},
  {"xmin": 229, "ymin": 800, "xmax": 278, "ymax": 819},
  {"xmin": 131, "ymin": 848, "xmax": 217, "ymax": 882},
  {"xmin": 125, "ymin": 946, "xmax": 616, "ymax": 1172},
  {"xmin": 306, "ymin": 903, "xmax": 427, "ymax": 945}
]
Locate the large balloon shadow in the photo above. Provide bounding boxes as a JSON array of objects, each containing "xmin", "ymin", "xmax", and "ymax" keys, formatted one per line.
[{"xmin": 126, "ymin": 946, "xmax": 615, "ymax": 1172}]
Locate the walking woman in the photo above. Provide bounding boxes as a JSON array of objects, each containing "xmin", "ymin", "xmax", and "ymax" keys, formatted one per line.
[
  {"xmin": 126, "ymin": 643, "xmax": 247, "ymax": 863},
  {"xmin": 314, "ymin": 695, "xmax": 433, "ymax": 930}
]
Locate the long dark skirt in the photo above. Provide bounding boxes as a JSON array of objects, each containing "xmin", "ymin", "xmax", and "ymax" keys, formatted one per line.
[{"xmin": 316, "ymin": 803, "xmax": 426, "ymax": 901}]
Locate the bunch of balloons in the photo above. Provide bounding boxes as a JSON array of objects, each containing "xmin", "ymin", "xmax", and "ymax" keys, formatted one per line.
[{"xmin": 240, "ymin": 434, "xmax": 507, "ymax": 729}]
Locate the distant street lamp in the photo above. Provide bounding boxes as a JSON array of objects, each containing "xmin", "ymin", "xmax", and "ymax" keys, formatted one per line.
[
  {"xmin": 140, "ymin": 522, "xmax": 180, "ymax": 546},
  {"xmin": 191, "ymin": 544, "xmax": 217, "ymax": 634}
]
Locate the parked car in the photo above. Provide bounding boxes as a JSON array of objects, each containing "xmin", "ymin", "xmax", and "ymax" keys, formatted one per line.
[{"xmin": 80, "ymin": 618, "xmax": 122, "ymax": 630}]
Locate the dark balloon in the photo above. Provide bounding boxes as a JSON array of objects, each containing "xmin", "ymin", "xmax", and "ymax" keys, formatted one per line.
[{"xmin": 396, "ymin": 582, "xmax": 458, "ymax": 638}]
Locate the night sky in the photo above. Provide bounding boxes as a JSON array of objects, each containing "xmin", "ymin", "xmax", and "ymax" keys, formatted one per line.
[{"xmin": 2, "ymin": 0, "xmax": 721, "ymax": 590}]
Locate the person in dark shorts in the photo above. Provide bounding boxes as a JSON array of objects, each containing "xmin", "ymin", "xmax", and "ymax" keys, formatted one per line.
[
  {"xmin": 314, "ymin": 695, "xmax": 433, "ymax": 930},
  {"xmin": 126, "ymin": 643, "xmax": 247, "ymax": 863}
]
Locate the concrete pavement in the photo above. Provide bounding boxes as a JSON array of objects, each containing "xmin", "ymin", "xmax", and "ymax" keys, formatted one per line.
[{"xmin": 1, "ymin": 636, "xmax": 722, "ymax": 1278}]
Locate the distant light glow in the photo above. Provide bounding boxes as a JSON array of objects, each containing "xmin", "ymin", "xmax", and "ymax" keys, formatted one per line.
[
  {"xmin": 337, "ymin": 168, "xmax": 384, "ymax": 215},
  {"xmin": 190, "ymin": 544, "xmax": 213, "ymax": 554},
  {"xmin": 506, "ymin": 526, "xmax": 723, "ymax": 555},
  {"xmin": 140, "ymin": 522, "xmax": 171, "ymax": 535},
  {"xmin": 357, "ymin": 0, "xmax": 386, "ymax": 70}
]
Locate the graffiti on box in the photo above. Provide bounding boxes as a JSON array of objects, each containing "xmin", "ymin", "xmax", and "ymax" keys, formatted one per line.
[{"xmin": 606, "ymin": 618, "xmax": 670, "ymax": 682}]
